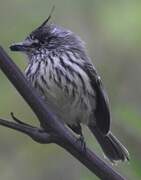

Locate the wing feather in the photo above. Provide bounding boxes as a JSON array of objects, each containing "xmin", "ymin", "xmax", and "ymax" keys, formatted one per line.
[{"xmin": 85, "ymin": 63, "xmax": 110, "ymax": 134}]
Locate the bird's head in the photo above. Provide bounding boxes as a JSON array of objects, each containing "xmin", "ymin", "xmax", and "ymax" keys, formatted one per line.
[{"xmin": 10, "ymin": 14, "xmax": 85, "ymax": 61}]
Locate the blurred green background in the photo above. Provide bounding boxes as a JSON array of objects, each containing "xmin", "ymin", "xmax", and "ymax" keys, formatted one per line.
[{"xmin": 0, "ymin": 0, "xmax": 141, "ymax": 179}]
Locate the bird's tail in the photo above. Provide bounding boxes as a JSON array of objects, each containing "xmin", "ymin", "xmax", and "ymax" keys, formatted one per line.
[{"xmin": 88, "ymin": 125, "xmax": 130, "ymax": 163}]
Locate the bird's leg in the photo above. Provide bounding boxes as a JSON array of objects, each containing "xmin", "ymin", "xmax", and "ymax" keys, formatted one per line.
[
  {"xmin": 76, "ymin": 131, "xmax": 86, "ymax": 153},
  {"xmin": 68, "ymin": 123, "xmax": 86, "ymax": 153}
]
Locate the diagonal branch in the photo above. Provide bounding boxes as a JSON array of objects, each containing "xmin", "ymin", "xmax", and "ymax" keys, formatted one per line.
[{"xmin": 0, "ymin": 46, "xmax": 126, "ymax": 180}]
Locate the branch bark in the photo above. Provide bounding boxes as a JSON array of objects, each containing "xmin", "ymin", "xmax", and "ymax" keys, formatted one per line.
[{"xmin": 0, "ymin": 46, "xmax": 126, "ymax": 180}]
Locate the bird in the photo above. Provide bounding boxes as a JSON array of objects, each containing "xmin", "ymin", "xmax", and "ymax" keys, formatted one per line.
[{"xmin": 10, "ymin": 12, "xmax": 129, "ymax": 163}]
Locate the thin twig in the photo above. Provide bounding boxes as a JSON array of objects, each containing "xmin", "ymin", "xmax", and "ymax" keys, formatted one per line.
[
  {"xmin": 0, "ymin": 46, "xmax": 126, "ymax": 180},
  {"xmin": 0, "ymin": 117, "xmax": 55, "ymax": 143}
]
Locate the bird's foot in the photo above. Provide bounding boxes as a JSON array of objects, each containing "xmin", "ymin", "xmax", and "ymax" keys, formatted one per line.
[{"xmin": 76, "ymin": 135, "xmax": 86, "ymax": 154}]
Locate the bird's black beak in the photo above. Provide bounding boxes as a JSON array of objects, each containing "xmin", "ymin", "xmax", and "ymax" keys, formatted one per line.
[
  {"xmin": 10, "ymin": 42, "xmax": 27, "ymax": 52},
  {"xmin": 10, "ymin": 40, "xmax": 32, "ymax": 52}
]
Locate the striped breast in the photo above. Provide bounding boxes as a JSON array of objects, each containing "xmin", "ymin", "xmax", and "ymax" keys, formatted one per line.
[{"xmin": 25, "ymin": 51, "xmax": 96, "ymax": 125}]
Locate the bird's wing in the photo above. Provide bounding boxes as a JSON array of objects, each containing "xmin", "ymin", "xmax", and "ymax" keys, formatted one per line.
[{"xmin": 84, "ymin": 62, "xmax": 110, "ymax": 135}]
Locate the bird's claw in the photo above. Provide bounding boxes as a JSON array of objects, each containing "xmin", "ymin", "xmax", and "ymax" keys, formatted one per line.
[{"xmin": 76, "ymin": 135, "xmax": 86, "ymax": 154}]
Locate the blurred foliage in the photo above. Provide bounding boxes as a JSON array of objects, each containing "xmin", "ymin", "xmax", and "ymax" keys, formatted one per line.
[{"xmin": 0, "ymin": 0, "xmax": 141, "ymax": 179}]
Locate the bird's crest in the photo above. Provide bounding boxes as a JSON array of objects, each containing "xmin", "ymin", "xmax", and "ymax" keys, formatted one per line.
[{"xmin": 39, "ymin": 6, "xmax": 55, "ymax": 29}]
